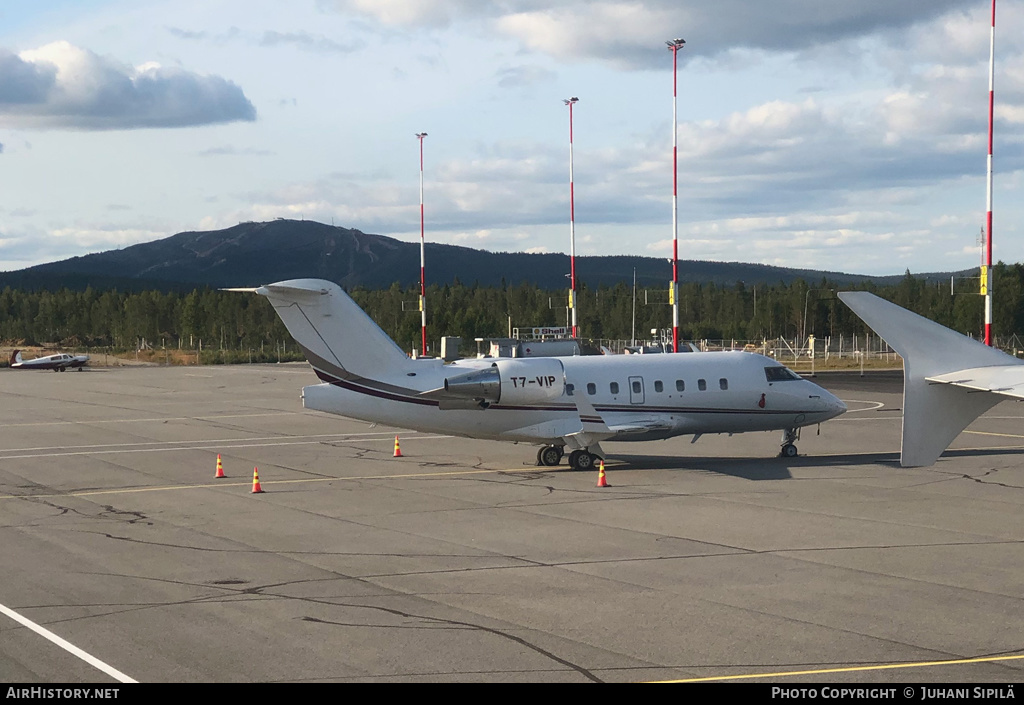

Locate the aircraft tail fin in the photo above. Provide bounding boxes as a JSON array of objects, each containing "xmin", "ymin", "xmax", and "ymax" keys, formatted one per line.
[
  {"xmin": 254, "ymin": 279, "xmax": 415, "ymax": 383},
  {"xmin": 839, "ymin": 292, "xmax": 1020, "ymax": 467},
  {"xmin": 10, "ymin": 350, "xmax": 21, "ymax": 366}
]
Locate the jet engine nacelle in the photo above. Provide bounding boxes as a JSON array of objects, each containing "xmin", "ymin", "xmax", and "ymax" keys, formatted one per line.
[{"xmin": 442, "ymin": 358, "xmax": 565, "ymax": 406}]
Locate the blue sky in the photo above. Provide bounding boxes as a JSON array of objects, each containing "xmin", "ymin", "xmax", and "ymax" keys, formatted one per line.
[{"xmin": 1, "ymin": 0, "xmax": 1022, "ymax": 276}]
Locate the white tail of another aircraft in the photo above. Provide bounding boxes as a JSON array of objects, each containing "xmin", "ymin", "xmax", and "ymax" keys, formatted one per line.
[{"xmin": 839, "ymin": 291, "xmax": 1024, "ymax": 467}]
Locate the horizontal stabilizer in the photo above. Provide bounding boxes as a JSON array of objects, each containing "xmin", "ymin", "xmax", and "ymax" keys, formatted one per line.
[
  {"xmin": 839, "ymin": 292, "xmax": 1022, "ymax": 467},
  {"xmin": 927, "ymin": 366, "xmax": 1024, "ymax": 399}
]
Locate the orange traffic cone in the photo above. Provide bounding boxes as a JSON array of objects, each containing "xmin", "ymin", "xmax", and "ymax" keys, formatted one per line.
[
  {"xmin": 596, "ymin": 460, "xmax": 609, "ymax": 488},
  {"xmin": 393, "ymin": 435, "xmax": 403, "ymax": 458},
  {"xmin": 215, "ymin": 454, "xmax": 225, "ymax": 479},
  {"xmin": 251, "ymin": 466, "xmax": 264, "ymax": 493}
]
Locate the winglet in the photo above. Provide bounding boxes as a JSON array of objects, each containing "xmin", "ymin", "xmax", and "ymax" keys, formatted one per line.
[
  {"xmin": 839, "ymin": 292, "xmax": 1019, "ymax": 467},
  {"xmin": 563, "ymin": 387, "xmax": 612, "ymax": 455}
]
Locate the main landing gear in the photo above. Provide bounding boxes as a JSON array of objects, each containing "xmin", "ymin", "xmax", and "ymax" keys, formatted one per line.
[
  {"xmin": 779, "ymin": 427, "xmax": 800, "ymax": 458},
  {"xmin": 536, "ymin": 445, "xmax": 563, "ymax": 467},
  {"xmin": 536, "ymin": 445, "xmax": 601, "ymax": 470},
  {"xmin": 567, "ymin": 450, "xmax": 598, "ymax": 471}
]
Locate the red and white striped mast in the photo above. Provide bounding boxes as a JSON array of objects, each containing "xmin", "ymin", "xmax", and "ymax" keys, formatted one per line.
[
  {"xmin": 983, "ymin": 0, "xmax": 996, "ymax": 346},
  {"xmin": 564, "ymin": 97, "xmax": 579, "ymax": 339},
  {"xmin": 416, "ymin": 132, "xmax": 428, "ymax": 355},
  {"xmin": 667, "ymin": 38, "xmax": 685, "ymax": 353}
]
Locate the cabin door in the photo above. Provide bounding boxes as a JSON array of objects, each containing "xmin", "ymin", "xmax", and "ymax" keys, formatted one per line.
[{"xmin": 628, "ymin": 376, "xmax": 645, "ymax": 405}]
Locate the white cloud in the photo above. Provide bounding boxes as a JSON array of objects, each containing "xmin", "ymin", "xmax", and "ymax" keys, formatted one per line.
[
  {"xmin": 0, "ymin": 222, "xmax": 171, "ymax": 270},
  {"xmin": 328, "ymin": 0, "xmax": 978, "ymax": 68},
  {"xmin": 0, "ymin": 41, "xmax": 256, "ymax": 129},
  {"xmin": 495, "ymin": 64, "xmax": 557, "ymax": 88},
  {"xmin": 323, "ymin": 0, "xmax": 495, "ymax": 29},
  {"xmin": 258, "ymin": 31, "xmax": 364, "ymax": 54}
]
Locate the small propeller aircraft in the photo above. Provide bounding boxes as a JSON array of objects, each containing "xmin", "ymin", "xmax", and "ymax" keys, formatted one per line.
[
  {"xmin": 9, "ymin": 350, "xmax": 89, "ymax": 372},
  {"xmin": 239, "ymin": 279, "xmax": 847, "ymax": 468}
]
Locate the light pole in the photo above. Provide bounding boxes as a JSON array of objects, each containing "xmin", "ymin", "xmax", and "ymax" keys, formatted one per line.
[
  {"xmin": 564, "ymin": 97, "xmax": 579, "ymax": 339},
  {"xmin": 666, "ymin": 38, "xmax": 685, "ymax": 353},
  {"xmin": 983, "ymin": 0, "xmax": 996, "ymax": 346},
  {"xmin": 416, "ymin": 132, "xmax": 428, "ymax": 355},
  {"xmin": 631, "ymin": 266, "xmax": 637, "ymax": 347},
  {"xmin": 802, "ymin": 288, "xmax": 834, "ymax": 349}
]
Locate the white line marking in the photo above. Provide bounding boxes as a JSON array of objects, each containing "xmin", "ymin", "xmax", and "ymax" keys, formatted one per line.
[
  {"xmin": 0, "ymin": 602, "xmax": 136, "ymax": 683},
  {"xmin": 838, "ymin": 399, "xmax": 886, "ymax": 412},
  {"xmin": 0, "ymin": 434, "xmax": 454, "ymax": 460},
  {"xmin": 1, "ymin": 431, "xmax": 405, "ymax": 454},
  {"xmin": 4, "ymin": 412, "xmax": 300, "ymax": 428},
  {"xmin": 832, "ymin": 417, "xmax": 900, "ymax": 422}
]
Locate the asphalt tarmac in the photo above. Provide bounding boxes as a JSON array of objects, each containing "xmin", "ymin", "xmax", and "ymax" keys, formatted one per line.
[{"xmin": 1, "ymin": 364, "xmax": 1022, "ymax": 683}]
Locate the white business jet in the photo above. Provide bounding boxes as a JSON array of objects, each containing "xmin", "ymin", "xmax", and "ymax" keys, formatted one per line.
[
  {"xmin": 247, "ymin": 279, "xmax": 846, "ymax": 468},
  {"xmin": 9, "ymin": 350, "xmax": 89, "ymax": 371},
  {"xmin": 841, "ymin": 291, "xmax": 1024, "ymax": 467}
]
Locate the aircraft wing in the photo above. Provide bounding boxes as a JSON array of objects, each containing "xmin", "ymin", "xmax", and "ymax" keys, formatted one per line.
[
  {"xmin": 562, "ymin": 390, "xmax": 615, "ymax": 452},
  {"xmin": 927, "ymin": 366, "xmax": 1024, "ymax": 399},
  {"xmin": 604, "ymin": 418, "xmax": 675, "ymax": 435},
  {"xmin": 500, "ymin": 418, "xmax": 587, "ymax": 441},
  {"xmin": 497, "ymin": 390, "xmax": 621, "ymax": 454}
]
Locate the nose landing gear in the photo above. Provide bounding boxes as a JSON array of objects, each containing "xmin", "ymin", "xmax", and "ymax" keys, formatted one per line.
[{"xmin": 780, "ymin": 427, "xmax": 800, "ymax": 458}]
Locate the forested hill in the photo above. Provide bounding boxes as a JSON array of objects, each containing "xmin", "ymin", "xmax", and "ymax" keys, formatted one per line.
[{"xmin": 0, "ymin": 219, "xmax": 957, "ymax": 292}]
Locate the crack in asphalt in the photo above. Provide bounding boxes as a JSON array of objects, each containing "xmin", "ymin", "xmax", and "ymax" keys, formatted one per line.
[
  {"xmin": 961, "ymin": 467, "xmax": 1024, "ymax": 490},
  {"xmin": 299, "ymin": 608, "xmax": 602, "ymax": 683}
]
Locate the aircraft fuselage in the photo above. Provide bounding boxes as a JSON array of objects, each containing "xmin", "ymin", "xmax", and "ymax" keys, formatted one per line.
[{"xmin": 302, "ymin": 350, "xmax": 844, "ymax": 444}]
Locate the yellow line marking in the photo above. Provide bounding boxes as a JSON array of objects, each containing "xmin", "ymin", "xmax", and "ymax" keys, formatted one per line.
[
  {"xmin": 653, "ymin": 652, "xmax": 1024, "ymax": 683},
  {"xmin": 964, "ymin": 430, "xmax": 1024, "ymax": 440},
  {"xmin": 0, "ymin": 468, "xmax": 502, "ymax": 500}
]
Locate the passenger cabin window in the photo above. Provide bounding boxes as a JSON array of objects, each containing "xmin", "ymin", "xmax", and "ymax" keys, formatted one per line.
[
  {"xmin": 719, "ymin": 378, "xmax": 728, "ymax": 390},
  {"xmin": 610, "ymin": 382, "xmax": 620, "ymax": 395},
  {"xmin": 565, "ymin": 383, "xmax": 574, "ymax": 396},
  {"xmin": 765, "ymin": 366, "xmax": 801, "ymax": 382},
  {"xmin": 632, "ymin": 380, "xmax": 642, "ymax": 394},
  {"xmin": 675, "ymin": 380, "xmax": 685, "ymax": 392},
  {"xmin": 698, "ymin": 379, "xmax": 707, "ymax": 391},
  {"xmin": 654, "ymin": 380, "xmax": 663, "ymax": 393},
  {"xmin": 587, "ymin": 382, "xmax": 596, "ymax": 395}
]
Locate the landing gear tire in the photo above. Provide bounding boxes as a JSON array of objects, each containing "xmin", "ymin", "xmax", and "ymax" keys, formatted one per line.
[
  {"xmin": 537, "ymin": 445, "xmax": 563, "ymax": 467},
  {"xmin": 568, "ymin": 450, "xmax": 597, "ymax": 471},
  {"xmin": 779, "ymin": 427, "xmax": 799, "ymax": 458}
]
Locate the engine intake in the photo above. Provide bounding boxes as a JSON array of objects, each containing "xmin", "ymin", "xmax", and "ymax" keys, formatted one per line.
[
  {"xmin": 443, "ymin": 367, "xmax": 501, "ymax": 403},
  {"xmin": 440, "ymin": 358, "xmax": 565, "ymax": 406}
]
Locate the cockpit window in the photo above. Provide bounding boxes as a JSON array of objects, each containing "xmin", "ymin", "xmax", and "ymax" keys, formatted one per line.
[{"xmin": 765, "ymin": 366, "xmax": 801, "ymax": 382}]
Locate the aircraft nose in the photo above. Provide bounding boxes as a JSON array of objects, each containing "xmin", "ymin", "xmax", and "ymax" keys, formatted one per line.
[{"xmin": 826, "ymin": 391, "xmax": 847, "ymax": 417}]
